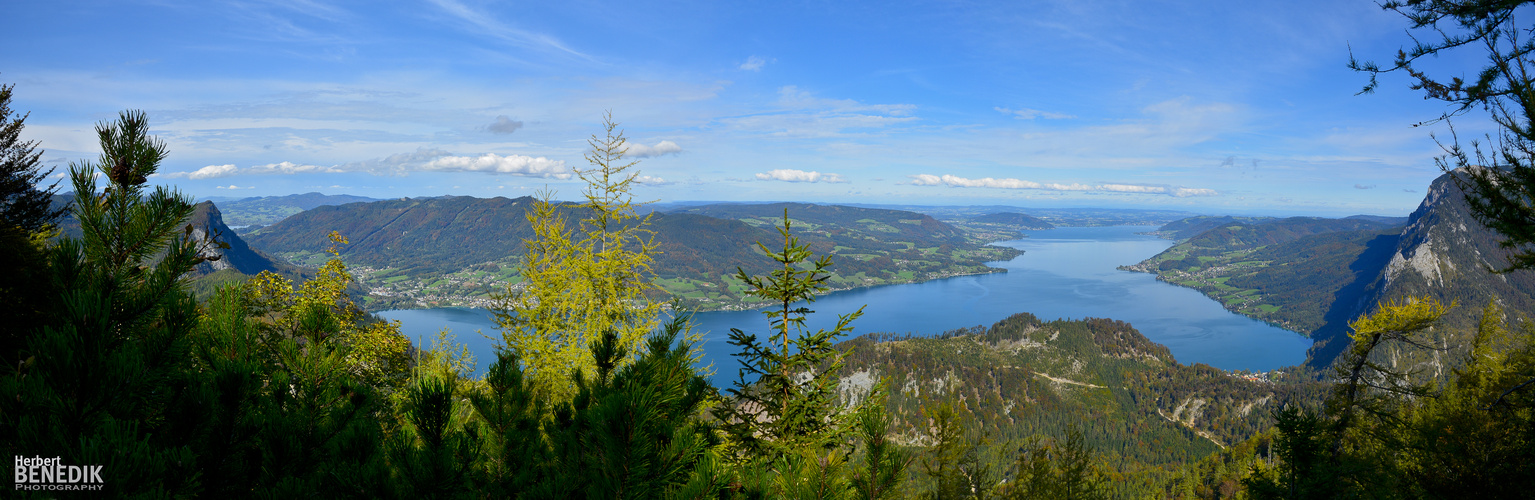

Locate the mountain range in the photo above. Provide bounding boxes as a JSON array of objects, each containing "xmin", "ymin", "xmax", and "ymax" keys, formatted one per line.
[
  {"xmin": 1125, "ymin": 169, "xmax": 1535, "ymax": 369},
  {"xmin": 200, "ymin": 192, "xmax": 379, "ymax": 228},
  {"xmin": 241, "ymin": 197, "xmax": 1022, "ymax": 310}
]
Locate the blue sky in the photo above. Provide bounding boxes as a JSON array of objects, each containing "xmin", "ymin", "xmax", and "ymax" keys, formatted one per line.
[{"xmin": 1, "ymin": 0, "xmax": 1497, "ymax": 216}]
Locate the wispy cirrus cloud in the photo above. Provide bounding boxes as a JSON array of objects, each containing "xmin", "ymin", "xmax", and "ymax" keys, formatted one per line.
[
  {"xmin": 425, "ymin": 0, "xmax": 590, "ymax": 60},
  {"xmin": 756, "ymin": 168, "xmax": 846, "ymax": 183},
  {"xmin": 994, "ymin": 106, "xmax": 1074, "ymax": 120},
  {"xmin": 739, "ymin": 56, "xmax": 769, "ymax": 71},
  {"xmin": 909, "ymin": 174, "xmax": 1216, "ymax": 197},
  {"xmin": 718, "ymin": 86, "xmax": 918, "ymax": 138}
]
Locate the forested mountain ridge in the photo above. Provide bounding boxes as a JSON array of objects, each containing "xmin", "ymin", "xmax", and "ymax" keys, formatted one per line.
[
  {"xmin": 1122, "ymin": 170, "xmax": 1535, "ymax": 370},
  {"xmin": 833, "ymin": 313, "xmax": 1328, "ymax": 494},
  {"xmin": 967, "ymin": 211, "xmax": 1056, "ymax": 230},
  {"xmin": 669, "ymin": 202, "xmax": 972, "ymax": 246},
  {"xmin": 245, "ymin": 196, "xmax": 1021, "ymax": 311},
  {"xmin": 1119, "ymin": 216, "xmax": 1403, "ymax": 335},
  {"xmin": 1143, "ymin": 215, "xmax": 1275, "ymax": 241}
]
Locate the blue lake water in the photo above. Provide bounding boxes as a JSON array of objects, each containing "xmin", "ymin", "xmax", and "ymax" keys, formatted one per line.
[{"xmin": 378, "ymin": 225, "xmax": 1314, "ymax": 381}]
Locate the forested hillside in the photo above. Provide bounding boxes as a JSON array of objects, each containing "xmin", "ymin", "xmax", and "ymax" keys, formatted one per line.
[
  {"xmin": 246, "ymin": 196, "xmax": 1020, "ymax": 310},
  {"xmin": 834, "ymin": 314, "xmax": 1329, "ymax": 495}
]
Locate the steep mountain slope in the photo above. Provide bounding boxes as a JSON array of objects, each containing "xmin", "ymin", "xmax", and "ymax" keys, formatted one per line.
[
  {"xmin": 246, "ymin": 197, "xmax": 1020, "ymax": 310},
  {"xmin": 1122, "ymin": 170, "xmax": 1535, "ymax": 371},
  {"xmin": 187, "ymin": 201, "xmax": 295, "ymax": 277},
  {"xmin": 1306, "ymin": 170, "xmax": 1535, "ymax": 368},
  {"xmin": 182, "ymin": 201, "xmax": 308, "ymax": 300}
]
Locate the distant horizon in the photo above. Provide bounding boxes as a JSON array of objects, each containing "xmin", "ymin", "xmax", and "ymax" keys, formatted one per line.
[{"xmin": 148, "ymin": 190, "xmax": 1412, "ymax": 220}]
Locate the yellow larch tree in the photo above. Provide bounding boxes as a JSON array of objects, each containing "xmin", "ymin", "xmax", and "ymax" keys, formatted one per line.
[{"xmin": 493, "ymin": 112, "xmax": 662, "ymax": 399}]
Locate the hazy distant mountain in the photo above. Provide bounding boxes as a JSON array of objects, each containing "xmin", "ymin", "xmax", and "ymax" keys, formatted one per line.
[
  {"xmin": 215, "ymin": 192, "xmax": 379, "ymax": 227},
  {"xmin": 1343, "ymin": 214, "xmax": 1410, "ymax": 226},
  {"xmin": 1148, "ymin": 215, "xmax": 1274, "ymax": 241},
  {"xmin": 968, "ymin": 212, "xmax": 1055, "ymax": 230},
  {"xmin": 841, "ymin": 203, "xmax": 1199, "ymax": 227}
]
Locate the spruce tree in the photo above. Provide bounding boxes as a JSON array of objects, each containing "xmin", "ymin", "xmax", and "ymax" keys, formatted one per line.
[
  {"xmin": 0, "ymin": 80, "xmax": 64, "ymax": 373},
  {"xmin": 0, "ymin": 79, "xmax": 63, "ymax": 233},
  {"xmin": 716, "ymin": 210, "xmax": 866, "ymax": 461}
]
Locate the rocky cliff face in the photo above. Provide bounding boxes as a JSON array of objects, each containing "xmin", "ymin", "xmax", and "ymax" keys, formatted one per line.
[
  {"xmin": 1307, "ymin": 169, "xmax": 1535, "ymax": 369},
  {"xmin": 188, "ymin": 201, "xmax": 290, "ymax": 277}
]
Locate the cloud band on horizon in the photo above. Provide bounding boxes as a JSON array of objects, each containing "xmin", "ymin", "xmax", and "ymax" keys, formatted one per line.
[
  {"xmin": 909, "ymin": 174, "xmax": 1217, "ymax": 197},
  {"xmin": 162, "ymin": 148, "xmax": 571, "ymax": 179},
  {"xmin": 756, "ymin": 168, "xmax": 847, "ymax": 183}
]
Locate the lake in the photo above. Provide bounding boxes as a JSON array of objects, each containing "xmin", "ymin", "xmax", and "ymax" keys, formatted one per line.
[{"xmin": 378, "ymin": 225, "xmax": 1314, "ymax": 381}]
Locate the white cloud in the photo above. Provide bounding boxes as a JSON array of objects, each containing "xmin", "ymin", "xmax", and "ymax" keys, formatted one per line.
[
  {"xmin": 626, "ymin": 140, "xmax": 683, "ymax": 158},
  {"xmin": 164, "ymin": 164, "xmax": 239, "ymax": 179},
  {"xmin": 422, "ymin": 154, "xmax": 570, "ymax": 178},
  {"xmin": 756, "ymin": 169, "xmax": 847, "ymax": 183},
  {"xmin": 215, "ymin": 184, "xmax": 252, "ymax": 189},
  {"xmin": 995, "ymin": 106, "xmax": 1075, "ymax": 120},
  {"xmin": 339, "ymin": 148, "xmax": 568, "ymax": 178},
  {"xmin": 740, "ymin": 56, "xmax": 768, "ymax": 71},
  {"xmin": 248, "ymin": 161, "xmax": 335, "ymax": 175},
  {"xmin": 157, "ymin": 148, "xmax": 569, "ymax": 180},
  {"xmin": 909, "ymin": 174, "xmax": 1216, "ymax": 197},
  {"xmin": 634, "ymin": 175, "xmax": 672, "ymax": 185}
]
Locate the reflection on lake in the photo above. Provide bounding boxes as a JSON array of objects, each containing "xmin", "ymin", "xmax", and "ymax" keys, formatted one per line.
[{"xmin": 379, "ymin": 226, "xmax": 1314, "ymax": 381}]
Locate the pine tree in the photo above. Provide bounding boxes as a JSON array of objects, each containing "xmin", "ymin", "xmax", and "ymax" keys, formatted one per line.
[
  {"xmin": 850, "ymin": 385, "xmax": 910, "ymax": 500},
  {"xmin": 539, "ymin": 317, "xmax": 727, "ymax": 498},
  {"xmin": 467, "ymin": 348, "xmax": 553, "ymax": 496},
  {"xmin": 0, "ymin": 110, "xmax": 210, "ymax": 496}
]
